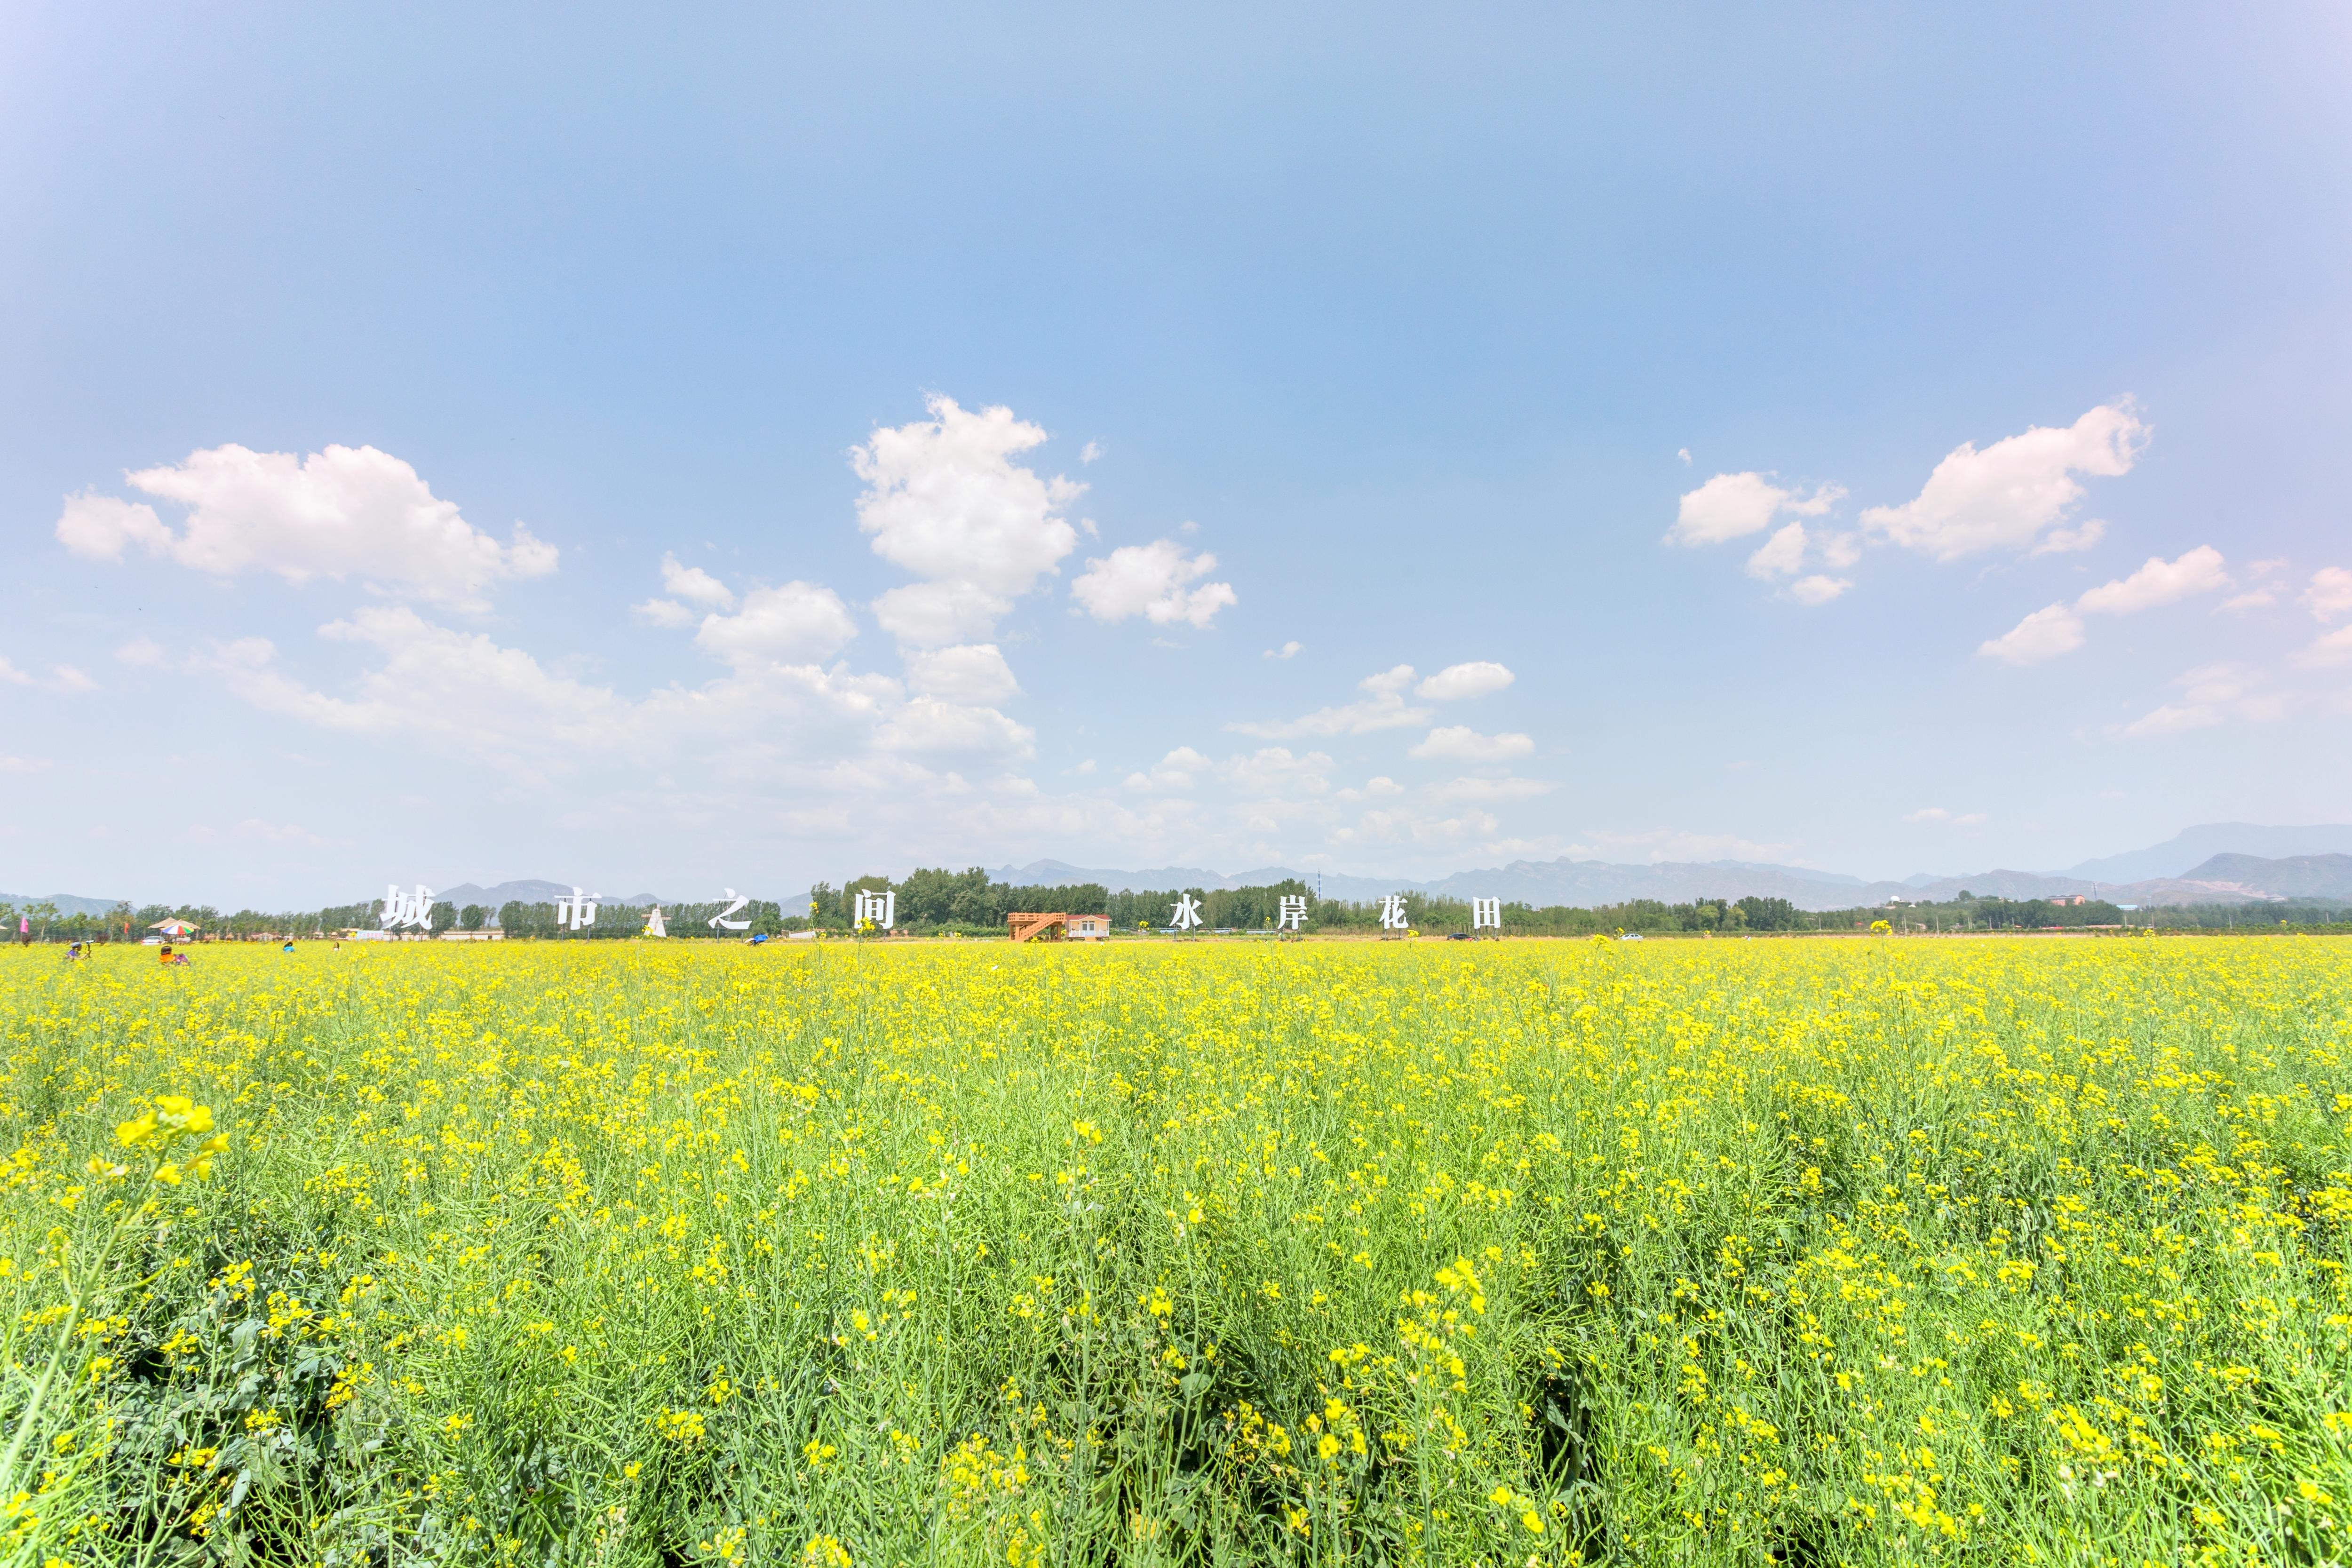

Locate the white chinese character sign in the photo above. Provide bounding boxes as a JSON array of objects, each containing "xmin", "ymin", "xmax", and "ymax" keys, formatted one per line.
[
  {"xmin": 1169, "ymin": 893, "xmax": 1204, "ymax": 932},
  {"xmin": 708, "ymin": 889, "xmax": 751, "ymax": 932},
  {"xmin": 381, "ymin": 883, "xmax": 433, "ymax": 931},
  {"xmin": 1378, "ymin": 894, "xmax": 1410, "ymax": 931},
  {"xmin": 1471, "ymin": 898, "xmax": 1502, "ymax": 931},
  {"xmin": 853, "ymin": 890, "xmax": 895, "ymax": 931},
  {"xmin": 554, "ymin": 888, "xmax": 600, "ymax": 932},
  {"xmin": 1277, "ymin": 895, "xmax": 1308, "ymax": 931}
]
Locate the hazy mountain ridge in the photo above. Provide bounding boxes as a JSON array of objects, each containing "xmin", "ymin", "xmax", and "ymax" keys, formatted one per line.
[
  {"xmin": 2059, "ymin": 824, "xmax": 2352, "ymax": 883},
  {"xmin": 437, "ymin": 881, "xmax": 665, "ymax": 909},
  {"xmin": 0, "ymin": 892, "xmax": 125, "ymax": 918},
  {"xmin": 993, "ymin": 838, "xmax": 2352, "ymax": 912},
  {"xmin": 17, "ymin": 827, "xmax": 2350, "ymax": 917}
]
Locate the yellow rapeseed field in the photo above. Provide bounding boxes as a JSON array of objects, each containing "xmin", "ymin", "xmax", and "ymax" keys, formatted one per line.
[{"xmin": 2, "ymin": 937, "xmax": 2349, "ymax": 1566}]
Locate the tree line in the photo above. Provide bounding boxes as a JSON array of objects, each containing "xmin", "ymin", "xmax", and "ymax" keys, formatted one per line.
[{"xmin": 4, "ymin": 879, "xmax": 2339, "ymax": 946}]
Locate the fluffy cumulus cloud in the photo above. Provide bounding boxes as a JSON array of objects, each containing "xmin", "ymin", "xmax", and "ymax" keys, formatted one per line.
[
  {"xmin": 1125, "ymin": 747, "xmax": 1213, "ymax": 791},
  {"xmin": 1668, "ymin": 473, "xmax": 1845, "ymax": 547},
  {"xmin": 902, "ymin": 644, "xmax": 1021, "ymax": 706},
  {"xmin": 1408, "ymin": 726, "xmax": 1534, "ymax": 762},
  {"xmin": 1903, "ymin": 806, "xmax": 1987, "ymax": 827},
  {"xmin": 1787, "ymin": 574, "xmax": 1851, "ymax": 605},
  {"xmin": 1070, "ymin": 539, "xmax": 1236, "ymax": 629},
  {"xmin": 2292, "ymin": 625, "xmax": 2352, "ymax": 669},
  {"xmin": 2122, "ymin": 663, "xmax": 2276, "ymax": 738},
  {"xmin": 0, "ymin": 656, "xmax": 95, "ymax": 691},
  {"xmin": 56, "ymin": 444, "xmax": 557, "ymax": 607},
  {"xmin": 1978, "ymin": 604, "xmax": 2086, "ymax": 666},
  {"xmin": 636, "ymin": 553, "xmax": 739, "ymax": 624},
  {"xmin": 1862, "ymin": 403, "xmax": 2146, "ymax": 560},
  {"xmin": 184, "ymin": 604, "xmax": 1045, "ymax": 784},
  {"xmin": 2304, "ymin": 567, "xmax": 2352, "ymax": 622},
  {"xmin": 1981, "ymin": 546, "xmax": 2229, "ymax": 666},
  {"xmin": 2074, "ymin": 546, "xmax": 2229, "ymax": 615},
  {"xmin": 691, "ymin": 583, "xmax": 859, "ymax": 668},
  {"xmin": 1744, "ymin": 522, "xmax": 1808, "ymax": 580},
  {"xmin": 854, "ymin": 396, "xmax": 1081, "ymax": 645},
  {"xmin": 1414, "ymin": 661, "xmax": 1514, "ymax": 700},
  {"xmin": 1231, "ymin": 665, "xmax": 1430, "ymax": 739}
]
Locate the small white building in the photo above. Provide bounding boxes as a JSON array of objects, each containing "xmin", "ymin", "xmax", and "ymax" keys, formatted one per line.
[{"xmin": 1066, "ymin": 915, "xmax": 1111, "ymax": 940}]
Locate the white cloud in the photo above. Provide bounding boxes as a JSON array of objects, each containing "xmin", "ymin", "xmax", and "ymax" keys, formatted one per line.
[
  {"xmin": 1231, "ymin": 665, "xmax": 1430, "ymax": 738},
  {"xmin": 2074, "ymin": 546, "xmax": 2229, "ymax": 615},
  {"xmin": 903, "ymin": 643, "xmax": 1020, "ymax": 706},
  {"xmin": 2292, "ymin": 624, "xmax": 2352, "ymax": 669},
  {"xmin": 1555, "ymin": 827, "xmax": 1802, "ymax": 864},
  {"xmin": 2122, "ymin": 662, "xmax": 2281, "ymax": 735},
  {"xmin": 876, "ymin": 699, "xmax": 1035, "ymax": 758},
  {"xmin": 1979, "ymin": 604, "xmax": 2086, "ymax": 666},
  {"xmin": 659, "ymin": 552, "xmax": 735, "ymax": 609},
  {"xmin": 1861, "ymin": 402, "xmax": 2147, "ymax": 560},
  {"xmin": 2304, "ymin": 566, "xmax": 2352, "ymax": 622},
  {"xmin": 692, "ymin": 583, "xmax": 859, "ymax": 668},
  {"xmin": 1409, "ymin": 726, "xmax": 1535, "ymax": 762},
  {"xmin": 2122, "ymin": 702, "xmax": 2223, "ymax": 737},
  {"xmin": 1335, "ymin": 775, "xmax": 1406, "ymax": 801},
  {"xmin": 0, "ymin": 658, "xmax": 94, "ymax": 691},
  {"xmin": 228, "ymin": 818, "xmax": 341, "ymax": 849},
  {"xmin": 54, "ymin": 493, "xmax": 173, "ymax": 561},
  {"xmin": 2220, "ymin": 589, "xmax": 2276, "ymax": 612},
  {"xmin": 1788, "ymin": 574, "xmax": 1851, "ymax": 605},
  {"xmin": 1745, "ymin": 522, "xmax": 1808, "ymax": 580},
  {"xmin": 632, "ymin": 598, "xmax": 701, "ymax": 629},
  {"xmin": 1414, "ymin": 661, "xmax": 1514, "ymax": 701},
  {"xmin": 1676, "ymin": 448, "xmax": 1692, "ymax": 465},
  {"xmin": 1125, "ymin": 747, "xmax": 1212, "ymax": 791},
  {"xmin": 197, "ymin": 605, "xmax": 992, "ymax": 786},
  {"xmin": 56, "ymin": 444, "xmax": 558, "ymax": 607},
  {"xmin": 0, "ymin": 755, "xmax": 50, "ymax": 774},
  {"xmin": 1080, "ymin": 441, "xmax": 1104, "ymax": 464},
  {"xmin": 1984, "ymin": 546, "xmax": 2229, "ymax": 667},
  {"xmin": 1668, "ymin": 473, "xmax": 1845, "ymax": 547},
  {"xmin": 1903, "ymin": 807, "xmax": 1986, "ymax": 827},
  {"xmin": 1070, "ymin": 540, "xmax": 1237, "ymax": 629},
  {"xmin": 872, "ymin": 581, "xmax": 1012, "ymax": 649},
  {"xmin": 1263, "ymin": 640, "xmax": 1302, "ymax": 660},
  {"xmin": 1430, "ymin": 775, "xmax": 1554, "ymax": 802},
  {"xmin": 1216, "ymin": 747, "xmax": 1333, "ymax": 797},
  {"xmin": 115, "ymin": 638, "xmax": 165, "ymax": 667},
  {"xmin": 853, "ymin": 396, "xmax": 1081, "ymax": 645}
]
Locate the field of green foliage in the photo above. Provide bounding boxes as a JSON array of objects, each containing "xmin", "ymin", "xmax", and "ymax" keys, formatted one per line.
[{"xmin": 3, "ymin": 937, "xmax": 2349, "ymax": 1566}]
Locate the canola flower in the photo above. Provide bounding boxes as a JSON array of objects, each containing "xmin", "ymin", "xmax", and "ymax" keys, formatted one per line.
[{"xmin": 0, "ymin": 936, "xmax": 2348, "ymax": 1564}]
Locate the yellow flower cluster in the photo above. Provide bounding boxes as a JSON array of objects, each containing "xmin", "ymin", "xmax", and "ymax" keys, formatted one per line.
[{"xmin": 1, "ymin": 935, "xmax": 2347, "ymax": 1566}]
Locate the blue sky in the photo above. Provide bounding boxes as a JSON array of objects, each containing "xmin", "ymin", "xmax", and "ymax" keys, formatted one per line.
[{"xmin": 5, "ymin": 2, "xmax": 2350, "ymax": 907}]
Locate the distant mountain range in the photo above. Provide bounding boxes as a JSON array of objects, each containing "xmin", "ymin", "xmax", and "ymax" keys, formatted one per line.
[
  {"xmin": 990, "ymin": 828, "xmax": 2352, "ymax": 911},
  {"xmin": 0, "ymin": 892, "xmax": 124, "ymax": 917},
  {"xmin": 2058, "ymin": 822, "xmax": 2352, "ymax": 884},
  {"xmin": 16, "ymin": 823, "xmax": 2352, "ymax": 918},
  {"xmin": 436, "ymin": 881, "xmax": 662, "ymax": 909}
]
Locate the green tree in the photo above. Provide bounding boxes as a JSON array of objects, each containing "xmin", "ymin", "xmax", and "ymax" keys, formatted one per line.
[{"xmin": 460, "ymin": 904, "xmax": 486, "ymax": 931}]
